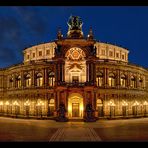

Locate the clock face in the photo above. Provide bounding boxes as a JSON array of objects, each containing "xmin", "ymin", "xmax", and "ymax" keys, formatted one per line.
[{"xmin": 65, "ymin": 47, "xmax": 86, "ymax": 60}]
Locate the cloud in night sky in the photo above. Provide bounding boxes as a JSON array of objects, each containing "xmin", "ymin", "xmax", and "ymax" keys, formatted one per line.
[{"xmin": 0, "ymin": 6, "xmax": 147, "ymax": 68}]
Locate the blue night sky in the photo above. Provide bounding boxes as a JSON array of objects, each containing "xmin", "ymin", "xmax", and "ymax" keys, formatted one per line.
[{"xmin": 0, "ymin": 6, "xmax": 147, "ymax": 68}]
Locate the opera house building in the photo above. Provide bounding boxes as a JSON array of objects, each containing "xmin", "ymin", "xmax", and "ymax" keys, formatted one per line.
[{"xmin": 0, "ymin": 16, "xmax": 147, "ymax": 121}]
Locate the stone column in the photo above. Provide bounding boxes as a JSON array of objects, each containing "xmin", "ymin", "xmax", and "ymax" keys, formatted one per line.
[
  {"xmin": 86, "ymin": 61, "xmax": 89, "ymax": 82},
  {"xmin": 21, "ymin": 71, "xmax": 24, "ymax": 89},
  {"xmin": 32, "ymin": 70, "xmax": 35, "ymax": 87},
  {"xmin": 62, "ymin": 61, "xmax": 65, "ymax": 82}
]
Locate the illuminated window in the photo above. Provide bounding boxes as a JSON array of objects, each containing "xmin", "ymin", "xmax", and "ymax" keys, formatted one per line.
[
  {"xmin": 46, "ymin": 50, "xmax": 50, "ymax": 55},
  {"xmin": 49, "ymin": 99, "xmax": 55, "ymax": 116},
  {"xmin": 122, "ymin": 54, "xmax": 125, "ymax": 60},
  {"xmin": 27, "ymin": 54, "xmax": 30, "ymax": 59},
  {"xmin": 109, "ymin": 51, "xmax": 113, "ymax": 57},
  {"xmin": 9, "ymin": 77, "xmax": 14, "ymax": 88},
  {"xmin": 108, "ymin": 73, "xmax": 115, "ymax": 87},
  {"xmin": 33, "ymin": 53, "xmax": 35, "ymax": 58},
  {"xmin": 130, "ymin": 76, "xmax": 136, "ymax": 88},
  {"xmin": 139, "ymin": 77, "xmax": 143, "ymax": 88},
  {"xmin": 16, "ymin": 76, "xmax": 21, "ymax": 88},
  {"xmin": 101, "ymin": 50, "xmax": 105, "ymax": 56},
  {"xmin": 39, "ymin": 51, "xmax": 42, "ymax": 56},
  {"xmin": 120, "ymin": 74, "xmax": 126, "ymax": 87},
  {"xmin": 48, "ymin": 72, "xmax": 55, "ymax": 87},
  {"xmin": 116, "ymin": 53, "xmax": 119, "ymax": 58},
  {"xmin": 96, "ymin": 72, "xmax": 103, "ymax": 87},
  {"xmin": 96, "ymin": 99, "xmax": 103, "ymax": 117},
  {"xmin": 36, "ymin": 73, "xmax": 43, "ymax": 87},
  {"xmin": 25, "ymin": 74, "xmax": 31, "ymax": 87},
  {"xmin": 72, "ymin": 76, "xmax": 79, "ymax": 82}
]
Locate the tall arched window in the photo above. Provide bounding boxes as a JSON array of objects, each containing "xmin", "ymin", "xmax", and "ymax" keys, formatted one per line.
[
  {"xmin": 139, "ymin": 77, "xmax": 143, "ymax": 88},
  {"xmin": 96, "ymin": 99, "xmax": 103, "ymax": 117},
  {"xmin": 48, "ymin": 72, "xmax": 55, "ymax": 87},
  {"xmin": 16, "ymin": 75, "xmax": 21, "ymax": 88},
  {"xmin": 36, "ymin": 73, "xmax": 43, "ymax": 87},
  {"xmin": 120, "ymin": 74, "xmax": 126, "ymax": 87},
  {"xmin": 9, "ymin": 76, "xmax": 14, "ymax": 88},
  {"xmin": 25, "ymin": 74, "xmax": 31, "ymax": 87},
  {"xmin": 130, "ymin": 75, "xmax": 136, "ymax": 88},
  {"xmin": 96, "ymin": 72, "xmax": 103, "ymax": 87},
  {"xmin": 49, "ymin": 99, "xmax": 55, "ymax": 116},
  {"xmin": 108, "ymin": 73, "xmax": 115, "ymax": 87}
]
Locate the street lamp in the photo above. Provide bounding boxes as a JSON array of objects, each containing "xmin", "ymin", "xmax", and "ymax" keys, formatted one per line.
[
  {"xmin": 13, "ymin": 101, "xmax": 19, "ymax": 117},
  {"xmin": 108, "ymin": 101, "xmax": 115, "ymax": 118},
  {"xmin": 24, "ymin": 100, "xmax": 30, "ymax": 117},
  {"xmin": 122, "ymin": 101, "xmax": 128, "ymax": 116},
  {"xmin": 143, "ymin": 101, "xmax": 148, "ymax": 117}
]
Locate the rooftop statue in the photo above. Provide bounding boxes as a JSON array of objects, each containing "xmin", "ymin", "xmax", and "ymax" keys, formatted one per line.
[{"xmin": 67, "ymin": 15, "xmax": 83, "ymax": 30}]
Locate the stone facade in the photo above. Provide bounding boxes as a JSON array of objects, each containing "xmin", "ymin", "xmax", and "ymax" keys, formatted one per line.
[{"xmin": 0, "ymin": 16, "xmax": 147, "ymax": 120}]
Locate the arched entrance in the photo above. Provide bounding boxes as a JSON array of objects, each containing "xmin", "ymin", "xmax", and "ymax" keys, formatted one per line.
[{"xmin": 68, "ymin": 93, "xmax": 84, "ymax": 118}]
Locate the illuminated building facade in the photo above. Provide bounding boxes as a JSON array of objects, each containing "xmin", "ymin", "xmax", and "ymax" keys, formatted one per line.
[{"xmin": 0, "ymin": 16, "xmax": 148, "ymax": 120}]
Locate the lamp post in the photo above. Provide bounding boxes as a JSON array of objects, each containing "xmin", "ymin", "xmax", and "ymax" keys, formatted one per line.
[
  {"xmin": 108, "ymin": 101, "xmax": 115, "ymax": 118},
  {"xmin": 24, "ymin": 100, "xmax": 30, "ymax": 118}
]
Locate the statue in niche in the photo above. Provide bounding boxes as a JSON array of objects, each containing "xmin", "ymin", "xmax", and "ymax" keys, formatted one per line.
[
  {"xmin": 56, "ymin": 102, "xmax": 68, "ymax": 122},
  {"xmin": 84, "ymin": 102, "xmax": 97, "ymax": 122}
]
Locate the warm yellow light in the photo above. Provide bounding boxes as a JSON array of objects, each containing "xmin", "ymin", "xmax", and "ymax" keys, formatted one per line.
[
  {"xmin": 24, "ymin": 100, "xmax": 30, "ymax": 106},
  {"xmin": 13, "ymin": 101, "xmax": 19, "ymax": 106},
  {"xmin": 36, "ymin": 101, "xmax": 44, "ymax": 106},
  {"xmin": 133, "ymin": 101, "xmax": 139, "ymax": 106},
  {"xmin": 122, "ymin": 101, "xmax": 128, "ymax": 106},
  {"xmin": 0, "ymin": 101, "xmax": 3, "ymax": 105},
  {"xmin": 80, "ymin": 104, "xmax": 83, "ymax": 111},
  {"xmin": 5, "ymin": 101, "xmax": 9, "ymax": 105},
  {"xmin": 143, "ymin": 101, "xmax": 148, "ymax": 105},
  {"xmin": 68, "ymin": 104, "xmax": 72, "ymax": 117},
  {"xmin": 108, "ymin": 101, "xmax": 115, "ymax": 106}
]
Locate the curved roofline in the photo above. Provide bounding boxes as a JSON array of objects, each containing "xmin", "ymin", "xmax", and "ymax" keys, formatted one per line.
[
  {"xmin": 23, "ymin": 40, "xmax": 56, "ymax": 51},
  {"xmin": 96, "ymin": 40, "xmax": 129, "ymax": 51}
]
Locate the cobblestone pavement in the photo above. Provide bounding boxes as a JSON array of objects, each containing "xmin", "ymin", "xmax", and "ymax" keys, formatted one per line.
[
  {"xmin": 49, "ymin": 127, "xmax": 101, "ymax": 141},
  {"xmin": 0, "ymin": 117, "xmax": 148, "ymax": 141}
]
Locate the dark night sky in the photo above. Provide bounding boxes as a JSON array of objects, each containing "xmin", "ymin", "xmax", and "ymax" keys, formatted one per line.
[{"xmin": 0, "ymin": 6, "xmax": 147, "ymax": 68}]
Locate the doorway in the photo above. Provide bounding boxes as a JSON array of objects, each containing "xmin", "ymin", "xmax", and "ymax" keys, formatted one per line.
[
  {"xmin": 72, "ymin": 103, "xmax": 79, "ymax": 117},
  {"xmin": 68, "ymin": 93, "xmax": 83, "ymax": 118}
]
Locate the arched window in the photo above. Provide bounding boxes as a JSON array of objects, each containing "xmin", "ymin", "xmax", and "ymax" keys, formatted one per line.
[
  {"xmin": 48, "ymin": 72, "xmax": 55, "ymax": 87},
  {"xmin": 108, "ymin": 73, "xmax": 115, "ymax": 87},
  {"xmin": 96, "ymin": 72, "xmax": 103, "ymax": 87},
  {"xmin": 49, "ymin": 99, "xmax": 55, "ymax": 116},
  {"xmin": 96, "ymin": 99, "xmax": 103, "ymax": 117},
  {"xmin": 36, "ymin": 73, "xmax": 43, "ymax": 87},
  {"xmin": 139, "ymin": 77, "xmax": 143, "ymax": 88},
  {"xmin": 16, "ymin": 75, "xmax": 21, "ymax": 88},
  {"xmin": 130, "ymin": 75, "xmax": 136, "ymax": 88},
  {"xmin": 9, "ymin": 76, "xmax": 14, "ymax": 88},
  {"xmin": 120, "ymin": 74, "xmax": 126, "ymax": 87},
  {"xmin": 25, "ymin": 74, "xmax": 31, "ymax": 87}
]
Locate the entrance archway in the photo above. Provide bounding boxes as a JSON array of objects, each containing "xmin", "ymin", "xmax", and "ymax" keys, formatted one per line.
[{"xmin": 68, "ymin": 93, "xmax": 83, "ymax": 118}]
